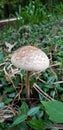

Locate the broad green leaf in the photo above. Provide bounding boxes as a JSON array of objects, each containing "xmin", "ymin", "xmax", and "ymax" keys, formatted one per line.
[
  {"xmin": 12, "ymin": 114, "xmax": 27, "ymax": 126},
  {"xmin": 4, "ymin": 87, "xmax": 14, "ymax": 93},
  {"xmin": 51, "ymin": 127, "xmax": 59, "ymax": 130},
  {"xmin": 0, "ymin": 52, "xmax": 6, "ymax": 63},
  {"xmin": 27, "ymin": 106, "xmax": 40, "ymax": 116},
  {"xmin": 54, "ymin": 84, "xmax": 63, "ymax": 91},
  {"xmin": 3, "ymin": 97, "xmax": 12, "ymax": 104},
  {"xmin": 47, "ymin": 75, "xmax": 56, "ymax": 83},
  {"xmin": 8, "ymin": 93, "xmax": 15, "ymax": 98},
  {"xmin": 19, "ymin": 122, "xmax": 28, "ymax": 130},
  {"xmin": 28, "ymin": 119, "xmax": 45, "ymax": 130},
  {"xmin": 20, "ymin": 101, "xmax": 29, "ymax": 115},
  {"xmin": 60, "ymin": 94, "xmax": 63, "ymax": 101},
  {"xmin": 0, "ymin": 102, "xmax": 4, "ymax": 108},
  {"xmin": 42, "ymin": 100, "xmax": 63, "ymax": 123}
]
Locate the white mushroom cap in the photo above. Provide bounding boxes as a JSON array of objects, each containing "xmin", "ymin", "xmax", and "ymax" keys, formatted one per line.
[{"xmin": 11, "ymin": 46, "xmax": 49, "ymax": 72}]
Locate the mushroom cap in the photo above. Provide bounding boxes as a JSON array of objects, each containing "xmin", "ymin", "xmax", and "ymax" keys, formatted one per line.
[{"xmin": 11, "ymin": 46, "xmax": 49, "ymax": 71}]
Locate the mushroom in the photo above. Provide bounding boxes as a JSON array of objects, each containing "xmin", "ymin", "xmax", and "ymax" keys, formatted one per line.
[{"xmin": 11, "ymin": 46, "xmax": 49, "ymax": 98}]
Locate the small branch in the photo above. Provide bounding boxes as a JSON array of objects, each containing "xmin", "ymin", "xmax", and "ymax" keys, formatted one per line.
[
  {"xmin": 3, "ymin": 66, "xmax": 16, "ymax": 91},
  {"xmin": 53, "ymin": 123, "xmax": 63, "ymax": 130},
  {"xmin": 33, "ymin": 84, "xmax": 49, "ymax": 100},
  {"xmin": 37, "ymin": 77, "xmax": 63, "ymax": 85},
  {"xmin": 0, "ymin": 62, "xmax": 5, "ymax": 66},
  {"xmin": 49, "ymin": 63, "xmax": 61, "ymax": 67},
  {"xmin": 33, "ymin": 83, "xmax": 53, "ymax": 100},
  {"xmin": 38, "ymin": 78, "xmax": 47, "ymax": 84},
  {"xmin": 51, "ymin": 80, "xmax": 63, "ymax": 84},
  {"xmin": 50, "ymin": 67, "xmax": 58, "ymax": 81},
  {"xmin": 0, "ymin": 17, "xmax": 22, "ymax": 24}
]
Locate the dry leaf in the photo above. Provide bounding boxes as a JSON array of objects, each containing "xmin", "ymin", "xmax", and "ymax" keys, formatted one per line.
[
  {"xmin": 0, "ymin": 106, "xmax": 15, "ymax": 122},
  {"xmin": 5, "ymin": 41, "xmax": 17, "ymax": 52}
]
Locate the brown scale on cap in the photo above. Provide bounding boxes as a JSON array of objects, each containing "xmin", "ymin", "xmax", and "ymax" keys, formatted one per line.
[{"xmin": 11, "ymin": 45, "xmax": 49, "ymax": 98}]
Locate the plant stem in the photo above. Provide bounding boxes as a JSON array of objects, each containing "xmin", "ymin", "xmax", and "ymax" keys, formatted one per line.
[{"xmin": 26, "ymin": 71, "xmax": 31, "ymax": 98}]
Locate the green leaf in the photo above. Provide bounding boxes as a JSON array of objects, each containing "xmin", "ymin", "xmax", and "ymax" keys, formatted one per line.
[
  {"xmin": 4, "ymin": 87, "xmax": 14, "ymax": 93},
  {"xmin": 8, "ymin": 93, "xmax": 15, "ymax": 98},
  {"xmin": 0, "ymin": 52, "xmax": 6, "ymax": 63},
  {"xmin": 20, "ymin": 101, "xmax": 29, "ymax": 115},
  {"xmin": 42, "ymin": 100, "xmax": 63, "ymax": 123},
  {"xmin": 18, "ymin": 122, "xmax": 28, "ymax": 130},
  {"xmin": 47, "ymin": 75, "xmax": 56, "ymax": 83},
  {"xmin": 51, "ymin": 127, "xmax": 59, "ymax": 130},
  {"xmin": 27, "ymin": 106, "xmax": 40, "ymax": 116},
  {"xmin": 0, "ymin": 102, "xmax": 4, "ymax": 108},
  {"xmin": 28, "ymin": 119, "xmax": 45, "ymax": 130},
  {"xmin": 12, "ymin": 114, "xmax": 27, "ymax": 126},
  {"xmin": 3, "ymin": 97, "xmax": 12, "ymax": 104}
]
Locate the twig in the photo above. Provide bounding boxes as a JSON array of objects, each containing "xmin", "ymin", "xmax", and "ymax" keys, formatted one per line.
[
  {"xmin": 49, "ymin": 63, "xmax": 61, "ymax": 67},
  {"xmin": 39, "ymin": 77, "xmax": 63, "ymax": 85},
  {"xmin": 52, "ymin": 80, "xmax": 63, "ymax": 84},
  {"xmin": 0, "ymin": 17, "xmax": 21, "ymax": 24},
  {"xmin": 38, "ymin": 78, "xmax": 47, "ymax": 84},
  {"xmin": 3, "ymin": 66, "xmax": 16, "ymax": 90},
  {"xmin": 50, "ymin": 67, "xmax": 58, "ymax": 81},
  {"xmin": 33, "ymin": 83, "xmax": 53, "ymax": 100},
  {"xmin": 33, "ymin": 84, "xmax": 49, "ymax": 100},
  {"xmin": 0, "ymin": 63, "xmax": 5, "ymax": 66}
]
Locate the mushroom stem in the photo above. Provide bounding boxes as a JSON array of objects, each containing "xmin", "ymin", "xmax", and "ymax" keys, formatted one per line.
[{"xmin": 26, "ymin": 71, "xmax": 31, "ymax": 98}]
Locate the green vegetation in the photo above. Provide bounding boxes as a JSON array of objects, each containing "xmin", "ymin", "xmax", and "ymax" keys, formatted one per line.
[{"xmin": 0, "ymin": 1, "xmax": 63, "ymax": 130}]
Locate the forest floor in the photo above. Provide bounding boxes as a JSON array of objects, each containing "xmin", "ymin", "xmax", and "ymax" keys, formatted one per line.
[{"xmin": 0, "ymin": 15, "xmax": 63, "ymax": 130}]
